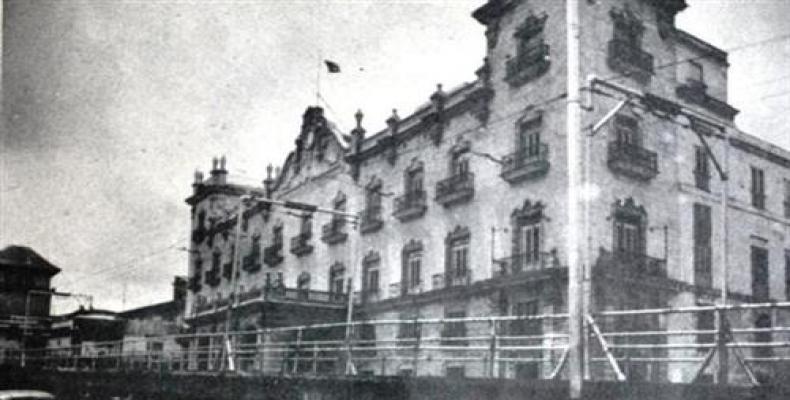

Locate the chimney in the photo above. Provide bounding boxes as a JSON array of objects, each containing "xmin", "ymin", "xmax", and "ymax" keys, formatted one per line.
[
  {"xmin": 209, "ymin": 155, "xmax": 228, "ymax": 185},
  {"xmin": 351, "ymin": 109, "xmax": 366, "ymax": 154},
  {"xmin": 263, "ymin": 163, "xmax": 275, "ymax": 196},
  {"xmin": 193, "ymin": 170, "xmax": 204, "ymax": 194}
]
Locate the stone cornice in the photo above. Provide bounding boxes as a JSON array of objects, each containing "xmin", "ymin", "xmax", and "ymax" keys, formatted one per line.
[{"xmin": 185, "ymin": 184, "xmax": 264, "ymax": 207}]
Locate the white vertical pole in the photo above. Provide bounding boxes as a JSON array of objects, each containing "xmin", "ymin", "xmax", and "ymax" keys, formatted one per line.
[
  {"xmin": 566, "ymin": 0, "xmax": 584, "ymax": 397},
  {"xmin": 717, "ymin": 128, "xmax": 730, "ymax": 384}
]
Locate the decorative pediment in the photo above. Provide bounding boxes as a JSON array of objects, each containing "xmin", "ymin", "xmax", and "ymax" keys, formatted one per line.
[
  {"xmin": 613, "ymin": 197, "xmax": 646, "ymax": 221},
  {"xmin": 511, "ymin": 199, "xmax": 545, "ymax": 221},
  {"xmin": 610, "ymin": 6, "xmax": 645, "ymax": 37},
  {"xmin": 363, "ymin": 250, "xmax": 381, "ymax": 265},
  {"xmin": 514, "ymin": 12, "xmax": 548, "ymax": 40},
  {"xmin": 330, "ymin": 262, "xmax": 345, "ymax": 273},
  {"xmin": 403, "ymin": 239, "xmax": 423, "ymax": 254},
  {"xmin": 449, "ymin": 136, "xmax": 471, "ymax": 155},
  {"xmin": 406, "ymin": 158, "xmax": 424, "ymax": 173},
  {"xmin": 445, "ymin": 225, "xmax": 471, "ymax": 243},
  {"xmin": 366, "ymin": 176, "xmax": 383, "ymax": 190}
]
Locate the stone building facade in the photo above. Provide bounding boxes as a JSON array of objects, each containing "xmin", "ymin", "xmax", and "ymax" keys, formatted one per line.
[{"xmin": 183, "ymin": 0, "xmax": 790, "ymax": 382}]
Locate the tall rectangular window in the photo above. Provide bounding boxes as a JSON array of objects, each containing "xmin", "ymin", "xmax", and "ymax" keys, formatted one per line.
[
  {"xmin": 520, "ymin": 223, "xmax": 541, "ymax": 264},
  {"xmin": 785, "ymin": 250, "xmax": 790, "ymax": 300},
  {"xmin": 449, "ymin": 239, "xmax": 469, "ymax": 280},
  {"xmin": 784, "ymin": 179, "xmax": 790, "ymax": 218},
  {"xmin": 687, "ymin": 60, "xmax": 704, "ymax": 83},
  {"xmin": 751, "ymin": 246, "xmax": 770, "ymax": 300},
  {"xmin": 614, "ymin": 217, "xmax": 643, "ymax": 255},
  {"xmin": 442, "ymin": 310, "xmax": 467, "ymax": 346},
  {"xmin": 406, "ymin": 251, "xmax": 422, "ymax": 291},
  {"xmin": 363, "ymin": 260, "xmax": 380, "ymax": 294},
  {"xmin": 693, "ymin": 204, "xmax": 712, "ymax": 287},
  {"xmin": 751, "ymin": 167, "xmax": 766, "ymax": 210},
  {"xmin": 696, "ymin": 304, "xmax": 715, "ymax": 351},
  {"xmin": 518, "ymin": 116, "xmax": 542, "ymax": 159},
  {"xmin": 511, "ymin": 300, "xmax": 541, "ymax": 336},
  {"xmin": 397, "ymin": 313, "xmax": 420, "ymax": 345},
  {"xmin": 694, "ymin": 146, "xmax": 710, "ymax": 191},
  {"xmin": 614, "ymin": 115, "xmax": 640, "ymax": 146}
]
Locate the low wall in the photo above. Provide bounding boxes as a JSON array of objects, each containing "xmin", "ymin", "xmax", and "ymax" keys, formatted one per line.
[{"xmin": 0, "ymin": 367, "xmax": 784, "ymax": 400}]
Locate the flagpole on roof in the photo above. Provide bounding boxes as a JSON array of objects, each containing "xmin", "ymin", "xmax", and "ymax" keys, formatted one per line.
[{"xmin": 316, "ymin": 50, "xmax": 322, "ymax": 107}]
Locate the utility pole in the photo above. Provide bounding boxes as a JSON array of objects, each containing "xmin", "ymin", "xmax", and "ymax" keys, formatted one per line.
[
  {"xmin": 566, "ymin": 0, "xmax": 584, "ymax": 398},
  {"xmin": 717, "ymin": 127, "xmax": 731, "ymax": 385},
  {"xmin": 223, "ymin": 194, "xmax": 249, "ymax": 371}
]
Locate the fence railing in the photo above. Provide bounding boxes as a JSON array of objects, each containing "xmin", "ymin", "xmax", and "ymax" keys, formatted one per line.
[{"xmin": 6, "ymin": 302, "xmax": 790, "ymax": 385}]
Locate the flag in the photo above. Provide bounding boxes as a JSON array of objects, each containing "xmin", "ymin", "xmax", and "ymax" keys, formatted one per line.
[{"xmin": 324, "ymin": 60, "xmax": 341, "ymax": 73}]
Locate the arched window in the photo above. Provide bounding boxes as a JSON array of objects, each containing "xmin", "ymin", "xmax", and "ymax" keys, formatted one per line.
[{"xmin": 362, "ymin": 251, "xmax": 381, "ymax": 298}]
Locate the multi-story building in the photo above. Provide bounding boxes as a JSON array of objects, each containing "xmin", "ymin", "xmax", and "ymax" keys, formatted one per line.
[
  {"xmin": 183, "ymin": 0, "xmax": 790, "ymax": 382},
  {"xmin": 0, "ymin": 245, "xmax": 61, "ymax": 361}
]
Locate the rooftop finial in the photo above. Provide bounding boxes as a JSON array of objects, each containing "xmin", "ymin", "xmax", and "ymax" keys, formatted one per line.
[
  {"xmin": 266, "ymin": 163, "xmax": 274, "ymax": 179},
  {"xmin": 354, "ymin": 109, "xmax": 364, "ymax": 129},
  {"xmin": 211, "ymin": 157, "xmax": 219, "ymax": 170},
  {"xmin": 219, "ymin": 155, "xmax": 226, "ymax": 170},
  {"xmin": 194, "ymin": 170, "xmax": 204, "ymax": 184}
]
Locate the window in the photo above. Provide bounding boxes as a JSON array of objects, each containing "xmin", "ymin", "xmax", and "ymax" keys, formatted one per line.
[
  {"xmin": 784, "ymin": 179, "xmax": 790, "ymax": 218},
  {"xmin": 450, "ymin": 150, "xmax": 470, "ymax": 177},
  {"xmin": 300, "ymin": 214, "xmax": 312, "ymax": 236},
  {"xmin": 518, "ymin": 116, "xmax": 542, "ymax": 159},
  {"xmin": 446, "ymin": 366, "xmax": 466, "ymax": 379},
  {"xmin": 362, "ymin": 253, "xmax": 380, "ymax": 295},
  {"xmin": 250, "ymin": 234, "xmax": 261, "ymax": 257},
  {"xmin": 785, "ymin": 250, "xmax": 790, "ymax": 300},
  {"xmin": 212, "ymin": 251, "xmax": 221, "ymax": 272},
  {"xmin": 297, "ymin": 272, "xmax": 311, "ymax": 291},
  {"xmin": 754, "ymin": 313, "xmax": 773, "ymax": 358},
  {"xmin": 687, "ymin": 60, "xmax": 704, "ymax": 84},
  {"xmin": 751, "ymin": 246, "xmax": 769, "ymax": 300},
  {"xmin": 442, "ymin": 310, "xmax": 467, "ymax": 346},
  {"xmin": 511, "ymin": 200, "xmax": 544, "ymax": 272},
  {"xmin": 402, "ymin": 240, "xmax": 423, "ymax": 295},
  {"xmin": 273, "ymin": 224, "xmax": 283, "ymax": 246},
  {"xmin": 614, "ymin": 115, "xmax": 640, "ymax": 147},
  {"xmin": 397, "ymin": 313, "xmax": 421, "ymax": 345},
  {"xmin": 445, "ymin": 226, "xmax": 470, "ymax": 285},
  {"xmin": 329, "ymin": 263, "xmax": 345, "ymax": 295},
  {"xmin": 406, "ymin": 168, "xmax": 424, "ymax": 195},
  {"xmin": 614, "ymin": 217, "xmax": 642, "ymax": 254},
  {"xmin": 694, "ymin": 146, "xmax": 710, "ymax": 191},
  {"xmin": 693, "ymin": 204, "xmax": 712, "ymax": 287},
  {"xmin": 511, "ymin": 300, "xmax": 541, "ymax": 336},
  {"xmin": 751, "ymin": 167, "xmax": 766, "ymax": 210},
  {"xmin": 406, "ymin": 252, "xmax": 422, "ymax": 291}
]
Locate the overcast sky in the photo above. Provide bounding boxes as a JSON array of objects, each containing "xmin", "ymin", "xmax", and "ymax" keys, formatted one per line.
[{"xmin": 2, "ymin": 0, "xmax": 789, "ymax": 313}]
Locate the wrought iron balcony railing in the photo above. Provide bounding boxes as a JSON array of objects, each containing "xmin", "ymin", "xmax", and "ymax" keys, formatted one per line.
[
  {"xmin": 321, "ymin": 218, "xmax": 348, "ymax": 245},
  {"xmin": 607, "ymin": 39, "xmax": 654, "ymax": 80},
  {"xmin": 435, "ymin": 172, "xmax": 474, "ymax": 206},
  {"xmin": 504, "ymin": 43, "xmax": 551, "ymax": 87},
  {"xmin": 500, "ymin": 144, "xmax": 550, "ymax": 184},
  {"xmin": 393, "ymin": 190, "xmax": 427, "ymax": 221},
  {"xmin": 359, "ymin": 205, "xmax": 384, "ymax": 234},
  {"xmin": 432, "ymin": 272, "xmax": 471, "ymax": 290},
  {"xmin": 242, "ymin": 253, "xmax": 261, "ymax": 273},
  {"xmin": 597, "ymin": 248, "xmax": 667, "ymax": 279},
  {"xmin": 676, "ymin": 79, "xmax": 739, "ymax": 120},
  {"xmin": 263, "ymin": 243, "xmax": 283, "ymax": 267},
  {"xmin": 694, "ymin": 170, "xmax": 710, "ymax": 192},
  {"xmin": 492, "ymin": 251, "xmax": 556, "ymax": 277},
  {"xmin": 607, "ymin": 141, "xmax": 659, "ymax": 180},
  {"xmin": 187, "ymin": 275, "xmax": 202, "ymax": 293},
  {"xmin": 204, "ymin": 268, "xmax": 220, "ymax": 287},
  {"xmin": 290, "ymin": 232, "xmax": 313, "ymax": 257}
]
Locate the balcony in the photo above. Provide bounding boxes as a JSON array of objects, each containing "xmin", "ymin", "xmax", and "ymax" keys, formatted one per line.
[
  {"xmin": 360, "ymin": 288, "xmax": 380, "ymax": 304},
  {"xmin": 432, "ymin": 272, "xmax": 470, "ymax": 290},
  {"xmin": 493, "ymin": 252, "xmax": 556, "ymax": 278},
  {"xmin": 607, "ymin": 141, "xmax": 659, "ymax": 181},
  {"xmin": 359, "ymin": 206, "xmax": 384, "ymax": 234},
  {"xmin": 388, "ymin": 282, "xmax": 401, "ymax": 299},
  {"xmin": 500, "ymin": 144, "xmax": 550, "ymax": 184},
  {"xmin": 262, "ymin": 285, "xmax": 347, "ymax": 305},
  {"xmin": 393, "ymin": 190, "xmax": 427, "ymax": 222},
  {"xmin": 676, "ymin": 80, "xmax": 739, "ymax": 120},
  {"xmin": 607, "ymin": 39, "xmax": 654, "ymax": 82},
  {"xmin": 693, "ymin": 245, "xmax": 712, "ymax": 288},
  {"xmin": 321, "ymin": 218, "xmax": 348, "ymax": 245},
  {"xmin": 595, "ymin": 248, "xmax": 667, "ymax": 279},
  {"xmin": 290, "ymin": 233, "xmax": 313, "ymax": 257},
  {"xmin": 188, "ymin": 275, "xmax": 202, "ymax": 293},
  {"xmin": 435, "ymin": 172, "xmax": 475, "ymax": 207},
  {"xmin": 784, "ymin": 201, "xmax": 790, "ymax": 219},
  {"xmin": 263, "ymin": 243, "xmax": 284, "ymax": 267},
  {"xmin": 204, "ymin": 269, "xmax": 220, "ymax": 287},
  {"xmin": 505, "ymin": 43, "xmax": 551, "ymax": 87},
  {"xmin": 242, "ymin": 253, "xmax": 261, "ymax": 273}
]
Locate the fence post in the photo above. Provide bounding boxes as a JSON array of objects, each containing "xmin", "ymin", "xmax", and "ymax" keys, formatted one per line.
[
  {"xmin": 489, "ymin": 319, "xmax": 498, "ymax": 378},
  {"xmin": 716, "ymin": 308, "xmax": 729, "ymax": 385},
  {"xmin": 292, "ymin": 328, "xmax": 302, "ymax": 375},
  {"xmin": 413, "ymin": 321, "xmax": 421, "ymax": 376},
  {"xmin": 312, "ymin": 343, "xmax": 318, "ymax": 374}
]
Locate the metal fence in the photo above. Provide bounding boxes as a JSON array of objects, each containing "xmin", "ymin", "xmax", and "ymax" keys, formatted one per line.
[{"xmin": 6, "ymin": 302, "xmax": 790, "ymax": 385}]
